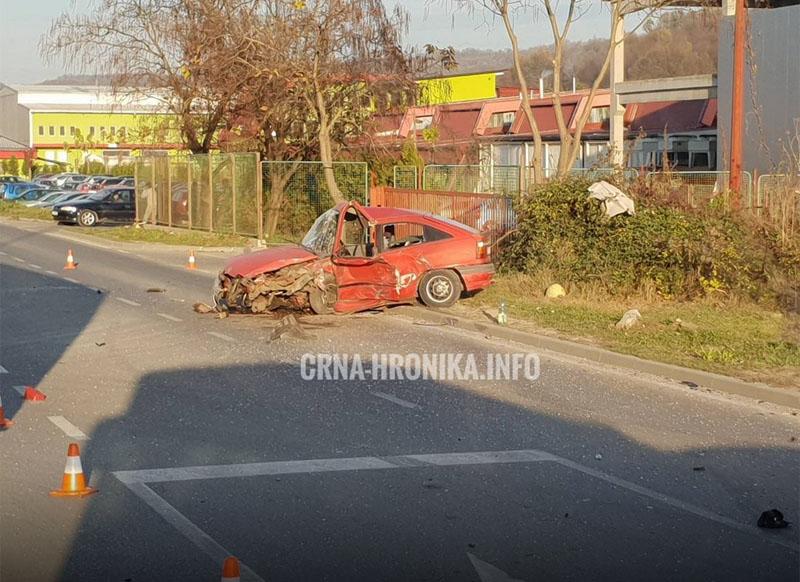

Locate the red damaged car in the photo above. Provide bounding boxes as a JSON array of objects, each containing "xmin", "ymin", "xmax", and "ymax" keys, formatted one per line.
[{"xmin": 214, "ymin": 201, "xmax": 494, "ymax": 314}]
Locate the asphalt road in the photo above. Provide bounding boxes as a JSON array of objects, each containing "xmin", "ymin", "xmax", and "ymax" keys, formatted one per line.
[{"xmin": 1, "ymin": 219, "xmax": 798, "ymax": 582}]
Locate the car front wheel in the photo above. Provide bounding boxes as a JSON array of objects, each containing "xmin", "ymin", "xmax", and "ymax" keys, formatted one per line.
[
  {"xmin": 78, "ymin": 210, "xmax": 98, "ymax": 227},
  {"xmin": 418, "ymin": 270, "xmax": 463, "ymax": 308}
]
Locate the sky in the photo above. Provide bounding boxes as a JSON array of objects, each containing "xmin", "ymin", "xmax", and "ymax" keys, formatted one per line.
[{"xmin": 0, "ymin": 0, "xmax": 616, "ymax": 85}]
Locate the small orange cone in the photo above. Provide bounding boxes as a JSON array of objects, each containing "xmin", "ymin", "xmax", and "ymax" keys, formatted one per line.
[
  {"xmin": 64, "ymin": 248, "xmax": 77, "ymax": 270},
  {"xmin": 0, "ymin": 393, "xmax": 13, "ymax": 429},
  {"xmin": 187, "ymin": 250, "xmax": 198, "ymax": 270},
  {"xmin": 23, "ymin": 386, "xmax": 47, "ymax": 402},
  {"xmin": 221, "ymin": 556, "xmax": 240, "ymax": 581},
  {"xmin": 50, "ymin": 443, "xmax": 97, "ymax": 498}
]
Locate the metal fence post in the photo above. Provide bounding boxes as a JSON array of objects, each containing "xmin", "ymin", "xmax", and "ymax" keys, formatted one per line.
[
  {"xmin": 167, "ymin": 160, "xmax": 173, "ymax": 227},
  {"xmin": 187, "ymin": 161, "xmax": 193, "ymax": 230},
  {"xmin": 133, "ymin": 160, "xmax": 140, "ymax": 223},
  {"xmin": 208, "ymin": 154, "xmax": 214, "ymax": 232},
  {"xmin": 230, "ymin": 153, "xmax": 237, "ymax": 235},
  {"xmin": 256, "ymin": 154, "xmax": 264, "ymax": 241}
]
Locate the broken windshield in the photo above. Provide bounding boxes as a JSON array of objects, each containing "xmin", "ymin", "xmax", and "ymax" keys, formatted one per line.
[{"xmin": 300, "ymin": 208, "xmax": 340, "ymax": 256}]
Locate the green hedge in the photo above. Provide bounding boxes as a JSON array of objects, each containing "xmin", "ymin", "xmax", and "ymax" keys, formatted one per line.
[{"xmin": 501, "ymin": 178, "xmax": 781, "ymax": 300}]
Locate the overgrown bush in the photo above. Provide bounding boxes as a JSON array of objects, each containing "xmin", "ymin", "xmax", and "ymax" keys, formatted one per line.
[{"xmin": 501, "ymin": 177, "xmax": 788, "ymax": 300}]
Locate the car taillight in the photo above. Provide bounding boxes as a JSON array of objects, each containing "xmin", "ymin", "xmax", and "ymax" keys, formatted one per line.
[{"xmin": 477, "ymin": 239, "xmax": 490, "ymax": 259}]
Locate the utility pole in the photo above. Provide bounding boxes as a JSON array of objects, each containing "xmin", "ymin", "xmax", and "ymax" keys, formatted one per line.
[{"xmin": 728, "ymin": 0, "xmax": 747, "ymax": 206}]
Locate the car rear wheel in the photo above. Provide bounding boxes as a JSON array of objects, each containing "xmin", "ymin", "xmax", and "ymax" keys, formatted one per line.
[
  {"xmin": 78, "ymin": 210, "xmax": 98, "ymax": 227},
  {"xmin": 419, "ymin": 270, "xmax": 462, "ymax": 308}
]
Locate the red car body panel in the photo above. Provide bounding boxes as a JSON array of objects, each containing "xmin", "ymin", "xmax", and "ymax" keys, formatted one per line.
[
  {"xmin": 224, "ymin": 246, "xmax": 319, "ymax": 278},
  {"xmin": 221, "ymin": 202, "xmax": 494, "ymax": 313}
]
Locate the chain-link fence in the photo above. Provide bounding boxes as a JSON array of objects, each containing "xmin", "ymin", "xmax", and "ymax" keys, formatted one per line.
[
  {"xmin": 393, "ymin": 165, "xmax": 418, "ymax": 189},
  {"xmin": 262, "ymin": 161, "xmax": 368, "ymax": 239},
  {"xmin": 756, "ymin": 173, "xmax": 799, "ymax": 242},
  {"xmin": 422, "ymin": 164, "xmax": 521, "ymax": 196},
  {"xmin": 645, "ymin": 171, "xmax": 754, "ymax": 208},
  {"xmin": 135, "ymin": 152, "xmax": 262, "ymax": 237}
]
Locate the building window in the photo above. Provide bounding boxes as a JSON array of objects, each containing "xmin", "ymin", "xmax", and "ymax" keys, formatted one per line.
[
  {"xmin": 70, "ymin": 126, "xmax": 75, "ymax": 136},
  {"xmin": 100, "ymin": 126, "xmax": 106, "ymax": 136},
  {"xmin": 489, "ymin": 111, "xmax": 515, "ymax": 130},
  {"xmin": 413, "ymin": 116, "xmax": 433, "ymax": 131},
  {"xmin": 38, "ymin": 126, "xmax": 44, "ymax": 136},
  {"xmin": 589, "ymin": 107, "xmax": 610, "ymax": 124},
  {"xmin": 89, "ymin": 127, "xmax": 95, "ymax": 136},
  {"xmin": 49, "ymin": 126, "xmax": 55, "ymax": 136},
  {"xmin": 59, "ymin": 126, "xmax": 65, "ymax": 136},
  {"xmin": 110, "ymin": 126, "xmax": 116, "ymax": 137},
  {"xmin": 119, "ymin": 127, "xmax": 127, "ymax": 141}
]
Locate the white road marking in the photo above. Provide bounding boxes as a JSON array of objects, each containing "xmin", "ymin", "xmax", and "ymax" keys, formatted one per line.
[
  {"xmin": 157, "ymin": 312, "xmax": 183, "ymax": 322},
  {"xmin": 117, "ymin": 249, "xmax": 131, "ymax": 254},
  {"xmin": 469, "ymin": 553, "xmax": 525, "ymax": 582},
  {"xmin": 45, "ymin": 270, "xmax": 57, "ymax": 275},
  {"xmin": 12, "ymin": 386, "xmax": 25, "ymax": 395},
  {"xmin": 29, "ymin": 264, "xmax": 42, "ymax": 270},
  {"xmin": 48, "ymin": 416, "xmax": 88, "ymax": 440},
  {"xmin": 115, "ymin": 297, "xmax": 141, "ymax": 307},
  {"xmin": 371, "ymin": 391, "xmax": 421, "ymax": 409},
  {"xmin": 12, "ymin": 257, "xmax": 24, "ymax": 262},
  {"xmin": 207, "ymin": 331, "xmax": 234, "ymax": 342},
  {"xmin": 113, "ymin": 448, "xmax": 797, "ymax": 552},
  {"xmin": 63, "ymin": 277, "xmax": 79, "ymax": 284},
  {"xmin": 124, "ymin": 482, "xmax": 265, "ymax": 582},
  {"xmin": 0, "ymin": 365, "xmax": 8, "ymax": 374},
  {"xmin": 0, "ymin": 251, "xmax": 6, "ymax": 255}
]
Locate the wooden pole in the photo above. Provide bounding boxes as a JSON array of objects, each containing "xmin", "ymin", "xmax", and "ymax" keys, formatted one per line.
[{"xmin": 728, "ymin": 0, "xmax": 747, "ymax": 208}]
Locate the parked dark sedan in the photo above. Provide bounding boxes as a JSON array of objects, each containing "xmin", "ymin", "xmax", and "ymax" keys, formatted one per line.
[{"xmin": 51, "ymin": 187, "xmax": 135, "ymax": 226}]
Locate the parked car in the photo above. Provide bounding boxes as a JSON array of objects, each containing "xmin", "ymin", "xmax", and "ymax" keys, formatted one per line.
[
  {"xmin": 16, "ymin": 187, "xmax": 53, "ymax": 203},
  {"xmin": 37, "ymin": 191, "xmax": 87, "ymax": 208},
  {"xmin": 2, "ymin": 181, "xmax": 39, "ymax": 199},
  {"xmin": 0, "ymin": 175, "xmax": 27, "ymax": 195},
  {"xmin": 214, "ymin": 201, "xmax": 494, "ymax": 314},
  {"xmin": 26, "ymin": 191, "xmax": 71, "ymax": 207},
  {"xmin": 51, "ymin": 187, "xmax": 135, "ymax": 226},
  {"xmin": 61, "ymin": 175, "xmax": 89, "ymax": 190},
  {"xmin": 78, "ymin": 175, "xmax": 113, "ymax": 192}
]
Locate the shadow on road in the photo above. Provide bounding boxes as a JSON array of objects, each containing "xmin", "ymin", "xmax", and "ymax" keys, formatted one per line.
[
  {"xmin": 0, "ymin": 263, "xmax": 104, "ymax": 422},
  {"xmin": 50, "ymin": 359, "xmax": 800, "ymax": 582}
]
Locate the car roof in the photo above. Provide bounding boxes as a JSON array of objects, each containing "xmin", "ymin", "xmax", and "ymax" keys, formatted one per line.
[{"xmin": 354, "ymin": 203, "xmax": 478, "ymax": 234}]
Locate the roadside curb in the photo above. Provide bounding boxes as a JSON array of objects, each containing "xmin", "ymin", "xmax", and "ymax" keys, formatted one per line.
[{"xmin": 399, "ymin": 306, "xmax": 800, "ymax": 409}]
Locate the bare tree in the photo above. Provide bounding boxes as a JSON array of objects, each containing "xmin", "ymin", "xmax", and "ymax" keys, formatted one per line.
[
  {"xmin": 42, "ymin": 0, "xmax": 265, "ymax": 153},
  {"xmin": 450, "ymin": 0, "xmax": 664, "ymax": 181}
]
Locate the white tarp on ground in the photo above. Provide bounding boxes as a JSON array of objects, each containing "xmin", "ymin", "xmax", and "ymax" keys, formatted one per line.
[{"xmin": 587, "ymin": 180, "xmax": 635, "ymax": 218}]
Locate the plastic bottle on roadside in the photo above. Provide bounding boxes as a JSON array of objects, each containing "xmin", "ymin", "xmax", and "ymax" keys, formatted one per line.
[{"xmin": 497, "ymin": 301, "xmax": 508, "ymax": 326}]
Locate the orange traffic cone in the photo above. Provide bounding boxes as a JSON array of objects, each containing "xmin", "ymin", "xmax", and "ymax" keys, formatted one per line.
[
  {"xmin": 187, "ymin": 250, "xmax": 198, "ymax": 270},
  {"xmin": 23, "ymin": 386, "xmax": 47, "ymax": 402},
  {"xmin": 50, "ymin": 443, "xmax": 97, "ymax": 498},
  {"xmin": 221, "ymin": 556, "xmax": 240, "ymax": 581},
  {"xmin": 0, "ymin": 393, "xmax": 13, "ymax": 429},
  {"xmin": 64, "ymin": 248, "xmax": 77, "ymax": 270}
]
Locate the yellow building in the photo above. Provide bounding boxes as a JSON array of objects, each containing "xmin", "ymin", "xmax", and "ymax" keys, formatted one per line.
[
  {"xmin": 0, "ymin": 84, "xmax": 181, "ymax": 170},
  {"xmin": 416, "ymin": 70, "xmax": 502, "ymax": 106}
]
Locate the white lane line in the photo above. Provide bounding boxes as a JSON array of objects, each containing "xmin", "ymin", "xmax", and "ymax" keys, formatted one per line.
[
  {"xmin": 371, "ymin": 391, "xmax": 421, "ymax": 410},
  {"xmin": 112, "ymin": 448, "xmax": 797, "ymax": 552},
  {"xmin": 29, "ymin": 264, "xmax": 42, "ymax": 269},
  {"xmin": 207, "ymin": 331, "xmax": 234, "ymax": 342},
  {"xmin": 0, "ymin": 365, "xmax": 8, "ymax": 374},
  {"xmin": 63, "ymin": 277, "xmax": 79, "ymax": 284},
  {"xmin": 115, "ymin": 297, "xmax": 141, "ymax": 307},
  {"xmin": 45, "ymin": 270, "xmax": 57, "ymax": 275},
  {"xmin": 12, "ymin": 257, "xmax": 24, "ymax": 262},
  {"xmin": 124, "ymin": 482, "xmax": 265, "ymax": 582},
  {"xmin": 12, "ymin": 385, "xmax": 25, "ymax": 395},
  {"xmin": 48, "ymin": 416, "xmax": 88, "ymax": 440},
  {"xmin": 117, "ymin": 249, "xmax": 131, "ymax": 254},
  {"xmin": 157, "ymin": 312, "xmax": 183, "ymax": 322},
  {"xmin": 0, "ymin": 250, "xmax": 7, "ymax": 255}
]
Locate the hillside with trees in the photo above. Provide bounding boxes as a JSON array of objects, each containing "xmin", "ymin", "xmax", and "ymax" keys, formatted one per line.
[{"xmin": 454, "ymin": 10, "xmax": 719, "ymax": 89}]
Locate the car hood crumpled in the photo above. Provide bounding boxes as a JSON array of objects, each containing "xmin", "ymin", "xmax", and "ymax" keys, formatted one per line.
[{"xmin": 223, "ymin": 245, "xmax": 319, "ymax": 278}]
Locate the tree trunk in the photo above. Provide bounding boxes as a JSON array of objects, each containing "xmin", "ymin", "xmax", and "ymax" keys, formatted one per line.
[{"xmin": 315, "ymin": 91, "xmax": 345, "ymax": 204}]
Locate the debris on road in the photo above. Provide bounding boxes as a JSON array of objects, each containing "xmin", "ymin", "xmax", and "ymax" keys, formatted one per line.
[
  {"xmin": 615, "ymin": 309, "xmax": 642, "ymax": 330},
  {"xmin": 95, "ymin": 342, "xmax": 106, "ymax": 347},
  {"xmin": 692, "ymin": 466, "xmax": 705, "ymax": 472},
  {"xmin": 757, "ymin": 509, "xmax": 790, "ymax": 529},
  {"xmin": 269, "ymin": 314, "xmax": 311, "ymax": 341},
  {"xmin": 587, "ymin": 181, "xmax": 636, "ymax": 217},
  {"xmin": 594, "ymin": 453, "xmax": 603, "ymax": 460},
  {"xmin": 23, "ymin": 386, "xmax": 47, "ymax": 402},
  {"xmin": 146, "ymin": 287, "xmax": 166, "ymax": 293},
  {"xmin": 193, "ymin": 302, "xmax": 215, "ymax": 314}
]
